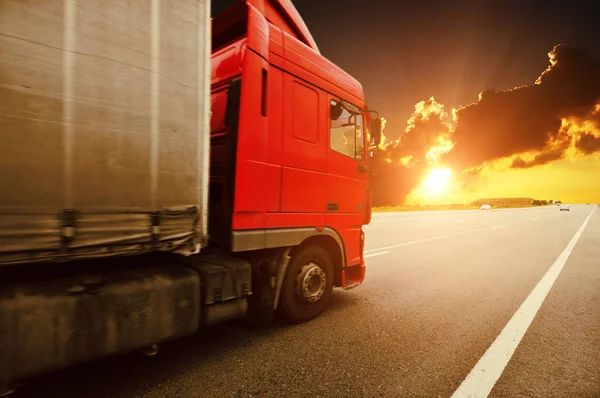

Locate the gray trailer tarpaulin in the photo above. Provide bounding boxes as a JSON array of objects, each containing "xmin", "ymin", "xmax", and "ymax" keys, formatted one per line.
[{"xmin": 0, "ymin": 0, "xmax": 211, "ymax": 265}]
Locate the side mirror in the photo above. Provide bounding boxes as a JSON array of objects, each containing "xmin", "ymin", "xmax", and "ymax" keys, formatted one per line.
[{"xmin": 370, "ymin": 118, "xmax": 382, "ymax": 146}]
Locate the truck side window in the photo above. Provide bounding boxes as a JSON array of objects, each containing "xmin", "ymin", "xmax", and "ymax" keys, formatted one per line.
[{"xmin": 329, "ymin": 100, "xmax": 365, "ymax": 161}]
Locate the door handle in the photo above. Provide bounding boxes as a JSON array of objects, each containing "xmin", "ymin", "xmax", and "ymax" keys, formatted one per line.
[
  {"xmin": 327, "ymin": 202, "xmax": 339, "ymax": 211},
  {"xmin": 358, "ymin": 164, "xmax": 369, "ymax": 173}
]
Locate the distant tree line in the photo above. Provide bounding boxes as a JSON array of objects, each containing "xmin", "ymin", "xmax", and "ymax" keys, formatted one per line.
[{"xmin": 532, "ymin": 199, "xmax": 561, "ymax": 206}]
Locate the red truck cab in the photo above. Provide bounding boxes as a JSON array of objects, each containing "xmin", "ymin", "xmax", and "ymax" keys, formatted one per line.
[{"xmin": 210, "ymin": 0, "xmax": 377, "ymax": 298}]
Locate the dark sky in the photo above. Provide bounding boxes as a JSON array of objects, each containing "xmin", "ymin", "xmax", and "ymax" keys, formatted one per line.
[{"xmin": 213, "ymin": 1, "xmax": 599, "ymax": 139}]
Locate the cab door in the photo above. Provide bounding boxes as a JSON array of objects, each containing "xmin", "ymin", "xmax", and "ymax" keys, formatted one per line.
[{"xmin": 325, "ymin": 98, "xmax": 369, "ymax": 266}]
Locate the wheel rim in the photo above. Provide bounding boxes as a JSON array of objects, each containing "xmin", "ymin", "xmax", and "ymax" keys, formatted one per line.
[{"xmin": 295, "ymin": 261, "xmax": 327, "ymax": 304}]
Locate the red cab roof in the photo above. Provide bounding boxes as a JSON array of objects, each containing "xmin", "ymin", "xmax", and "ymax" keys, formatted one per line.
[{"xmin": 245, "ymin": 0, "xmax": 320, "ymax": 53}]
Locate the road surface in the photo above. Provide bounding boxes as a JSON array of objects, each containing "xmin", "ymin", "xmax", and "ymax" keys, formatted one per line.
[{"xmin": 13, "ymin": 205, "xmax": 600, "ymax": 398}]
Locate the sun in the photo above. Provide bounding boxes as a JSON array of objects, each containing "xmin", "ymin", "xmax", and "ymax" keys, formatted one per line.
[{"xmin": 422, "ymin": 168, "xmax": 452, "ymax": 195}]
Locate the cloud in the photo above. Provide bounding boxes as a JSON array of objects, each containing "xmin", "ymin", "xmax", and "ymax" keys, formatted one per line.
[
  {"xmin": 446, "ymin": 44, "xmax": 600, "ymax": 170},
  {"xmin": 575, "ymin": 132, "xmax": 600, "ymax": 154},
  {"xmin": 510, "ymin": 127, "xmax": 573, "ymax": 168},
  {"xmin": 370, "ymin": 44, "xmax": 600, "ymax": 206},
  {"xmin": 511, "ymin": 149, "xmax": 564, "ymax": 168},
  {"xmin": 370, "ymin": 97, "xmax": 452, "ymax": 206},
  {"xmin": 376, "ymin": 97, "xmax": 453, "ymax": 162}
]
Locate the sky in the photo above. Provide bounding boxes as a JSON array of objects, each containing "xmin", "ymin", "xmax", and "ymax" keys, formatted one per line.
[{"xmin": 213, "ymin": 1, "xmax": 600, "ymax": 204}]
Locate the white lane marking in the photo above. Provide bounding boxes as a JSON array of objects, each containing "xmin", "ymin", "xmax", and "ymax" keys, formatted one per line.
[
  {"xmin": 451, "ymin": 207, "xmax": 596, "ymax": 398},
  {"xmin": 370, "ymin": 206, "xmax": 551, "ymax": 219},
  {"xmin": 370, "ymin": 212, "xmax": 501, "ymax": 223},
  {"xmin": 364, "ymin": 225, "xmax": 497, "ymax": 253},
  {"xmin": 368, "ymin": 215, "xmax": 480, "ymax": 224},
  {"xmin": 364, "ymin": 251, "xmax": 389, "ymax": 258},
  {"xmin": 369, "ymin": 207, "xmax": 551, "ymax": 224},
  {"xmin": 365, "ymin": 222, "xmax": 524, "ymax": 252}
]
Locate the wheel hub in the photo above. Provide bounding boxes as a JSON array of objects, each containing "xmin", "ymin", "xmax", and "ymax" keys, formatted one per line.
[{"xmin": 295, "ymin": 262, "xmax": 326, "ymax": 303}]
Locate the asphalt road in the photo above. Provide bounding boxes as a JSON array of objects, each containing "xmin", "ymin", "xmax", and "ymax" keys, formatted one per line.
[{"xmin": 13, "ymin": 205, "xmax": 600, "ymax": 398}]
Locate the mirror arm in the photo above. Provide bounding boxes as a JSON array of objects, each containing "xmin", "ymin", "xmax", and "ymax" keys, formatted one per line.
[{"xmin": 364, "ymin": 109, "xmax": 379, "ymax": 119}]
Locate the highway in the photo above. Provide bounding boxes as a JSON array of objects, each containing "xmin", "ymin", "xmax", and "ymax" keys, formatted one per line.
[{"xmin": 14, "ymin": 205, "xmax": 600, "ymax": 398}]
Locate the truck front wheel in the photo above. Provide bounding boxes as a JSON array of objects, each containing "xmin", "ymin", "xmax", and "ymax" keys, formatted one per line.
[{"xmin": 278, "ymin": 244, "xmax": 334, "ymax": 324}]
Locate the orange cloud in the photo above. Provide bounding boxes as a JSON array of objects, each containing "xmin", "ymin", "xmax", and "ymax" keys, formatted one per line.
[{"xmin": 371, "ymin": 44, "xmax": 600, "ymax": 206}]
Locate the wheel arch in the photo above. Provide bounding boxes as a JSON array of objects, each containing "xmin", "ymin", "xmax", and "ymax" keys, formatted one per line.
[
  {"xmin": 290, "ymin": 232, "xmax": 345, "ymax": 287},
  {"xmin": 231, "ymin": 227, "xmax": 346, "ymax": 273},
  {"xmin": 231, "ymin": 227, "xmax": 347, "ymax": 307}
]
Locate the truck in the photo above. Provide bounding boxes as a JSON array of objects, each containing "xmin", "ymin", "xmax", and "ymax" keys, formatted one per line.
[{"xmin": 0, "ymin": 0, "xmax": 382, "ymax": 393}]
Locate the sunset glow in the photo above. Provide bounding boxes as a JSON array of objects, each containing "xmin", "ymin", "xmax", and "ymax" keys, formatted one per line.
[
  {"xmin": 421, "ymin": 168, "xmax": 452, "ymax": 196},
  {"xmin": 425, "ymin": 135, "xmax": 454, "ymax": 164},
  {"xmin": 369, "ymin": 43, "xmax": 600, "ymax": 207}
]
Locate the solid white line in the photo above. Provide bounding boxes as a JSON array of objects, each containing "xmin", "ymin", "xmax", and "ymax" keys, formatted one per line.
[
  {"xmin": 364, "ymin": 225, "xmax": 497, "ymax": 253},
  {"xmin": 369, "ymin": 216, "xmax": 429, "ymax": 223},
  {"xmin": 451, "ymin": 207, "xmax": 596, "ymax": 398},
  {"xmin": 364, "ymin": 251, "xmax": 389, "ymax": 258},
  {"xmin": 370, "ymin": 212, "xmax": 488, "ymax": 223},
  {"xmin": 370, "ymin": 207, "xmax": 551, "ymax": 218},
  {"xmin": 490, "ymin": 225, "xmax": 507, "ymax": 230}
]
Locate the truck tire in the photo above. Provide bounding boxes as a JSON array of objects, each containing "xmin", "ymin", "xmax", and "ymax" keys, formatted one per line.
[{"xmin": 278, "ymin": 244, "xmax": 334, "ymax": 324}]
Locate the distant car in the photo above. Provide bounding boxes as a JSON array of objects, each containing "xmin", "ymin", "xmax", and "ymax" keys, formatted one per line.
[
  {"xmin": 480, "ymin": 204, "xmax": 491, "ymax": 210},
  {"xmin": 559, "ymin": 204, "xmax": 570, "ymax": 211}
]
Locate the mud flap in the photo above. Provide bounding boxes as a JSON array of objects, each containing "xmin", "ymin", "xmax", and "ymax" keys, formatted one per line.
[{"xmin": 245, "ymin": 274, "xmax": 274, "ymax": 325}]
